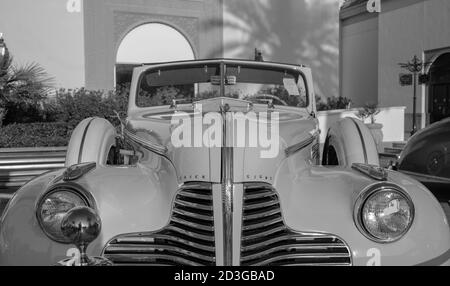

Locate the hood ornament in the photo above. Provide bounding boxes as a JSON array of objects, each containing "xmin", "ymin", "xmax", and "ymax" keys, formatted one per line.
[{"xmin": 352, "ymin": 163, "xmax": 388, "ymax": 181}]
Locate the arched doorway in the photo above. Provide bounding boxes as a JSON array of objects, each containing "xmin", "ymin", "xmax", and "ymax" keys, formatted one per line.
[
  {"xmin": 115, "ymin": 23, "xmax": 195, "ymax": 86},
  {"xmin": 428, "ymin": 53, "xmax": 450, "ymax": 124}
]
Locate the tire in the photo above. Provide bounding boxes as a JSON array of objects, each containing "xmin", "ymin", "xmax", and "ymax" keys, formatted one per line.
[
  {"xmin": 65, "ymin": 117, "xmax": 117, "ymax": 167},
  {"xmin": 322, "ymin": 117, "xmax": 379, "ymax": 167}
]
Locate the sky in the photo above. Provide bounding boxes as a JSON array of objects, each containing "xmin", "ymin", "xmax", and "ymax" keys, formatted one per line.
[{"xmin": 116, "ymin": 23, "xmax": 195, "ymax": 64}]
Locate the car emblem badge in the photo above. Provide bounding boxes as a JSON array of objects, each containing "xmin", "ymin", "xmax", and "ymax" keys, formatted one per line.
[
  {"xmin": 63, "ymin": 162, "xmax": 97, "ymax": 181},
  {"xmin": 352, "ymin": 163, "xmax": 388, "ymax": 181}
]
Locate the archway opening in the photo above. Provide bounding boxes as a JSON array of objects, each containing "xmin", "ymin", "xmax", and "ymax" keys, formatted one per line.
[
  {"xmin": 116, "ymin": 23, "xmax": 195, "ymax": 86},
  {"xmin": 429, "ymin": 53, "xmax": 450, "ymax": 124}
]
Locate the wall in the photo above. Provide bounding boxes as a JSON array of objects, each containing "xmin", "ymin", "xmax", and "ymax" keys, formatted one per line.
[
  {"xmin": 378, "ymin": 0, "xmax": 425, "ymax": 115},
  {"xmin": 317, "ymin": 106, "xmax": 406, "ymax": 143},
  {"xmin": 222, "ymin": 0, "xmax": 340, "ymax": 99},
  {"xmin": 0, "ymin": 0, "xmax": 85, "ymax": 89},
  {"xmin": 340, "ymin": 14, "xmax": 379, "ymax": 107}
]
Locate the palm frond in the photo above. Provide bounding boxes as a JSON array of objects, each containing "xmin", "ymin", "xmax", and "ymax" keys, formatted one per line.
[{"xmin": 9, "ymin": 62, "xmax": 54, "ymax": 88}]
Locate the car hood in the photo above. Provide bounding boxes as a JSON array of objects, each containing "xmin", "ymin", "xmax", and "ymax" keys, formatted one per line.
[{"xmin": 126, "ymin": 97, "xmax": 318, "ymax": 184}]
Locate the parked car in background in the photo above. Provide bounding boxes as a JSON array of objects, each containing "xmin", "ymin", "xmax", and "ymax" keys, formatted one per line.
[
  {"xmin": 1, "ymin": 59, "xmax": 449, "ymax": 266},
  {"xmin": 397, "ymin": 118, "xmax": 450, "ymax": 198}
]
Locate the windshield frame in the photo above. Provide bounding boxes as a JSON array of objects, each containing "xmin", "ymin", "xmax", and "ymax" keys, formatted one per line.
[{"xmin": 133, "ymin": 59, "xmax": 310, "ymax": 110}]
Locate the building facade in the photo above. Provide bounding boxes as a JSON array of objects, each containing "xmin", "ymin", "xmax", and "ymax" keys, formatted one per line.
[
  {"xmin": 340, "ymin": 0, "xmax": 450, "ymax": 133},
  {"xmin": 0, "ymin": 0, "xmax": 340, "ymax": 99},
  {"xmin": 0, "ymin": 0, "xmax": 223, "ymax": 90}
]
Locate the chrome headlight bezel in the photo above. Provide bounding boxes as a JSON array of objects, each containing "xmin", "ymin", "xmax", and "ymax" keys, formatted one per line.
[
  {"xmin": 36, "ymin": 182, "xmax": 96, "ymax": 244},
  {"xmin": 353, "ymin": 182, "xmax": 415, "ymax": 243}
]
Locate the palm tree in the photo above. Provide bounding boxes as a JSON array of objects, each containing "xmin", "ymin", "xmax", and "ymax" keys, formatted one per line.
[{"xmin": 0, "ymin": 35, "xmax": 53, "ymax": 125}]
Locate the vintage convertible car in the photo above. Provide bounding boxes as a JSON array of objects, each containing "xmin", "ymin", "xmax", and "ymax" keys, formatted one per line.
[
  {"xmin": 397, "ymin": 118, "xmax": 450, "ymax": 191},
  {"xmin": 1, "ymin": 59, "xmax": 449, "ymax": 266}
]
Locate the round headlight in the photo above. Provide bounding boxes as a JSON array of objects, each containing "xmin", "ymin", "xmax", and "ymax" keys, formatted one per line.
[
  {"xmin": 355, "ymin": 183, "xmax": 414, "ymax": 243},
  {"xmin": 37, "ymin": 184, "xmax": 90, "ymax": 243}
]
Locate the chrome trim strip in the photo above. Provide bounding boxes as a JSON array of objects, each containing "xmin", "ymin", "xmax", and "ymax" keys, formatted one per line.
[
  {"xmin": 284, "ymin": 128, "xmax": 320, "ymax": 158},
  {"xmin": 349, "ymin": 118, "xmax": 368, "ymax": 164},
  {"xmin": 284, "ymin": 135, "xmax": 315, "ymax": 158},
  {"xmin": 244, "ymin": 190, "xmax": 275, "ymax": 200},
  {"xmin": 251, "ymin": 253, "xmax": 351, "ymax": 266},
  {"xmin": 172, "ymin": 208, "xmax": 213, "ymax": 221},
  {"xmin": 243, "ymin": 200, "xmax": 279, "ymax": 210},
  {"xmin": 116, "ymin": 234, "xmax": 215, "ymax": 252},
  {"xmin": 179, "ymin": 183, "xmax": 212, "ymax": 190},
  {"xmin": 212, "ymin": 183, "xmax": 224, "ymax": 265},
  {"xmin": 241, "ymin": 245, "xmax": 350, "ymax": 262},
  {"xmin": 232, "ymin": 184, "xmax": 244, "ymax": 266},
  {"xmin": 178, "ymin": 191, "xmax": 212, "ymax": 201},
  {"xmin": 174, "ymin": 200, "xmax": 213, "ymax": 211},
  {"xmin": 124, "ymin": 127, "xmax": 168, "ymax": 156},
  {"xmin": 244, "ymin": 208, "xmax": 281, "ymax": 220},
  {"xmin": 105, "ymin": 244, "xmax": 215, "ymax": 262},
  {"xmin": 220, "ymin": 63, "xmax": 234, "ymax": 266},
  {"xmin": 78, "ymin": 118, "xmax": 95, "ymax": 163},
  {"xmin": 171, "ymin": 216, "xmax": 214, "ymax": 232},
  {"xmin": 63, "ymin": 162, "xmax": 96, "ymax": 181},
  {"xmin": 104, "ymin": 254, "xmax": 203, "ymax": 266},
  {"xmin": 242, "ymin": 225, "xmax": 286, "ymax": 241},
  {"xmin": 243, "ymin": 236, "xmax": 346, "ymax": 252},
  {"xmin": 352, "ymin": 163, "xmax": 388, "ymax": 181},
  {"xmin": 165, "ymin": 225, "xmax": 215, "ymax": 242},
  {"xmin": 242, "ymin": 216, "xmax": 283, "ymax": 231}
]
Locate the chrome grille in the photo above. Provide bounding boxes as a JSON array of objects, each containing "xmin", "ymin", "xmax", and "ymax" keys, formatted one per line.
[
  {"xmin": 241, "ymin": 184, "xmax": 352, "ymax": 266},
  {"xmin": 103, "ymin": 183, "xmax": 215, "ymax": 266}
]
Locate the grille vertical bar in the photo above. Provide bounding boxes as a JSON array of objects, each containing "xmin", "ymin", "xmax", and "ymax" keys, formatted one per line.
[
  {"xmin": 103, "ymin": 183, "xmax": 215, "ymax": 266},
  {"xmin": 241, "ymin": 183, "xmax": 352, "ymax": 266}
]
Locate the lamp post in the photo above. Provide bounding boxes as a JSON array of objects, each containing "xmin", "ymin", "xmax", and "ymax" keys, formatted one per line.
[{"xmin": 399, "ymin": 55, "xmax": 430, "ymax": 136}]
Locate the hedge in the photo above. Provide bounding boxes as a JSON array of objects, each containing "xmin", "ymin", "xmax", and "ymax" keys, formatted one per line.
[
  {"xmin": 0, "ymin": 84, "xmax": 352, "ymax": 148},
  {"xmin": 0, "ymin": 122, "xmax": 71, "ymax": 148}
]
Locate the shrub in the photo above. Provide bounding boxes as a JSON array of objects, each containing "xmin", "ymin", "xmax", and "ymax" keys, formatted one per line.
[
  {"xmin": 316, "ymin": 95, "xmax": 352, "ymax": 111},
  {"xmin": 0, "ymin": 122, "xmax": 71, "ymax": 148},
  {"xmin": 357, "ymin": 102, "xmax": 380, "ymax": 124},
  {"xmin": 52, "ymin": 85, "xmax": 129, "ymax": 130}
]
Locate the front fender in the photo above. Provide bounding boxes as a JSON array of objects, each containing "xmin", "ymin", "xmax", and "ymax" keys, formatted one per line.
[
  {"xmin": 0, "ymin": 160, "xmax": 178, "ymax": 266},
  {"xmin": 275, "ymin": 163, "xmax": 450, "ymax": 266}
]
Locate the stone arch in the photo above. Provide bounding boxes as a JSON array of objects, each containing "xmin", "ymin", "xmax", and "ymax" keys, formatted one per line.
[
  {"xmin": 114, "ymin": 20, "xmax": 197, "ymax": 85},
  {"xmin": 116, "ymin": 22, "xmax": 196, "ymax": 64},
  {"xmin": 113, "ymin": 12, "xmax": 199, "ymax": 61}
]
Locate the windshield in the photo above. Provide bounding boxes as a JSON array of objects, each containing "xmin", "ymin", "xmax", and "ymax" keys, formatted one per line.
[{"xmin": 137, "ymin": 63, "xmax": 308, "ymax": 107}]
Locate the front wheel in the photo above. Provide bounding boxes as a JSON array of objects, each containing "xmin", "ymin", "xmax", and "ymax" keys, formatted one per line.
[{"xmin": 322, "ymin": 117, "xmax": 379, "ymax": 167}]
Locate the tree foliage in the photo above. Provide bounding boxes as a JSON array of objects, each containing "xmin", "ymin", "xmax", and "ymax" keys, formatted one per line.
[{"xmin": 0, "ymin": 38, "xmax": 54, "ymax": 125}]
